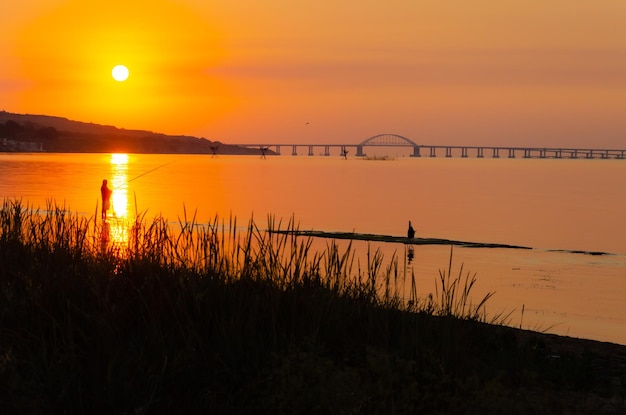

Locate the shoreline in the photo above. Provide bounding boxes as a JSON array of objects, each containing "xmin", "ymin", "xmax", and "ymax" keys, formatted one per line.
[
  {"xmin": 272, "ymin": 229, "xmax": 531, "ymax": 249},
  {"xmin": 271, "ymin": 229, "xmax": 617, "ymax": 256}
]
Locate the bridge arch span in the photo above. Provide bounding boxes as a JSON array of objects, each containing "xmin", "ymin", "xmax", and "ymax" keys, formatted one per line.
[
  {"xmin": 357, "ymin": 134, "xmax": 420, "ymax": 157},
  {"xmin": 359, "ymin": 134, "xmax": 417, "ymax": 146}
]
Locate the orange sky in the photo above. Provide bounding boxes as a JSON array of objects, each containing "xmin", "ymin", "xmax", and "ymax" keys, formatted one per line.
[{"xmin": 2, "ymin": 0, "xmax": 626, "ymax": 147}]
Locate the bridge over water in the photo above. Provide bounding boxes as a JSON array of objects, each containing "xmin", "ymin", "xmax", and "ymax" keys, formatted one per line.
[{"xmin": 235, "ymin": 134, "xmax": 626, "ymax": 159}]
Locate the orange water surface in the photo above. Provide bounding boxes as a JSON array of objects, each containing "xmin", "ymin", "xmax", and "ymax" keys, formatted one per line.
[{"xmin": 1, "ymin": 153, "xmax": 625, "ymax": 344}]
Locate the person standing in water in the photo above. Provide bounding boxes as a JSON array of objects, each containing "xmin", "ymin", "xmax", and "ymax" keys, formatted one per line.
[
  {"xmin": 101, "ymin": 179, "xmax": 112, "ymax": 220},
  {"xmin": 407, "ymin": 220, "xmax": 415, "ymax": 239}
]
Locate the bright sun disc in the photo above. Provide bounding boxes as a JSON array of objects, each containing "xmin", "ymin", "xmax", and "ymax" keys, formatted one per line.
[{"xmin": 112, "ymin": 65, "xmax": 129, "ymax": 82}]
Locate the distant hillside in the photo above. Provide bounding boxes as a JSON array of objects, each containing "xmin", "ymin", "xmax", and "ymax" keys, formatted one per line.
[{"xmin": 0, "ymin": 111, "xmax": 265, "ymax": 155}]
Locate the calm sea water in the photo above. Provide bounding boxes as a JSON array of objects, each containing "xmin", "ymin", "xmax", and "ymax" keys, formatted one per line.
[{"xmin": 1, "ymin": 153, "xmax": 625, "ymax": 345}]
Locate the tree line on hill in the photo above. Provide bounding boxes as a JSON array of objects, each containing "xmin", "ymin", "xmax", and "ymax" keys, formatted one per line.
[{"xmin": 0, "ymin": 111, "xmax": 262, "ymax": 155}]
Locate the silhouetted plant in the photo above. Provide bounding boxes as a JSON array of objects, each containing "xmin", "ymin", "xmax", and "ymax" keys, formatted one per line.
[{"xmin": 0, "ymin": 198, "xmax": 617, "ymax": 414}]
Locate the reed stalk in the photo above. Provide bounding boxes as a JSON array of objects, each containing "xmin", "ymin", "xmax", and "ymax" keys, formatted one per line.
[{"xmin": 0, "ymin": 198, "xmax": 537, "ymax": 413}]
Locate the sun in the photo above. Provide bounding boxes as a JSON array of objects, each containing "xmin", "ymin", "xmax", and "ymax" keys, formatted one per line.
[{"xmin": 112, "ymin": 65, "xmax": 129, "ymax": 82}]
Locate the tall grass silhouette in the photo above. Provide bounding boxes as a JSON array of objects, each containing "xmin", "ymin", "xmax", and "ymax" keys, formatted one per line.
[{"xmin": 2, "ymin": 198, "xmax": 605, "ymax": 413}]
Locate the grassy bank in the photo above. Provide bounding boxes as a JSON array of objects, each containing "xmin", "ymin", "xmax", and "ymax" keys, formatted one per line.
[{"xmin": 1, "ymin": 199, "xmax": 624, "ymax": 414}]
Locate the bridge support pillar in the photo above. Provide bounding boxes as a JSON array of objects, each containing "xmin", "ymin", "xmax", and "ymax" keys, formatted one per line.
[{"xmin": 239, "ymin": 143, "xmax": 626, "ymax": 160}]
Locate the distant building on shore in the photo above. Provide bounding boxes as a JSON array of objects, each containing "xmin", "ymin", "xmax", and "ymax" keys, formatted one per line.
[{"xmin": 1, "ymin": 138, "xmax": 44, "ymax": 152}]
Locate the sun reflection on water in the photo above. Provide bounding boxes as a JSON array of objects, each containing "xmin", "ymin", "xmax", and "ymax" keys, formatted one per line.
[
  {"xmin": 110, "ymin": 154, "xmax": 128, "ymax": 217},
  {"xmin": 107, "ymin": 153, "xmax": 130, "ymax": 246}
]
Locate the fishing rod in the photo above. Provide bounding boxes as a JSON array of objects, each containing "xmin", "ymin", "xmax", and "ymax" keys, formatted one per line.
[
  {"xmin": 99, "ymin": 161, "xmax": 173, "ymax": 221},
  {"xmin": 127, "ymin": 161, "xmax": 175, "ymax": 183}
]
